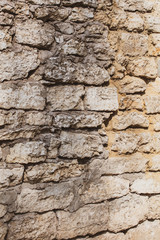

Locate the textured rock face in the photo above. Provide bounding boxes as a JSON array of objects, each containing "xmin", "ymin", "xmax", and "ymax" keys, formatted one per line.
[{"xmin": 1, "ymin": 0, "xmax": 160, "ymax": 239}]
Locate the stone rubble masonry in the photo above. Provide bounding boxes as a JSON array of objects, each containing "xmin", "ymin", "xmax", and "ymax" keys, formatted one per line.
[{"xmin": 1, "ymin": 0, "xmax": 160, "ymax": 239}]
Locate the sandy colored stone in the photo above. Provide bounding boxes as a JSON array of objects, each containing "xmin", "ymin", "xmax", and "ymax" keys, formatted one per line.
[
  {"xmin": 57, "ymin": 203, "xmax": 109, "ymax": 239},
  {"xmin": 47, "ymin": 85, "xmax": 84, "ymax": 111},
  {"xmin": 0, "ymin": 12, "xmax": 14, "ymax": 25},
  {"xmin": 24, "ymin": 160, "xmax": 85, "ymax": 183},
  {"xmin": 115, "ymin": 0, "xmax": 153, "ymax": 12},
  {"xmin": 59, "ymin": 131, "xmax": 103, "ymax": 158},
  {"xmin": 119, "ymin": 95, "xmax": 143, "ymax": 110},
  {"xmin": 120, "ymin": 33, "xmax": 148, "ymax": 56},
  {"xmin": 63, "ymin": 0, "xmax": 97, "ymax": 7},
  {"xmin": 16, "ymin": 182, "xmax": 74, "ymax": 213},
  {"xmin": 0, "ymin": 27, "xmax": 11, "ymax": 50},
  {"xmin": 15, "ymin": 19, "xmax": 55, "ymax": 47},
  {"xmin": 0, "ymin": 82, "xmax": 45, "ymax": 110},
  {"xmin": 89, "ymin": 232, "xmax": 126, "ymax": 240},
  {"xmin": 144, "ymin": 96, "xmax": 160, "ymax": 114},
  {"xmin": 25, "ymin": 111, "xmax": 52, "ymax": 126},
  {"xmin": 145, "ymin": 14, "xmax": 160, "ymax": 33},
  {"xmin": 101, "ymin": 153, "xmax": 148, "ymax": 174},
  {"xmin": 80, "ymin": 176, "xmax": 129, "ymax": 204},
  {"xmin": 84, "ymin": 87, "xmax": 118, "ymax": 111},
  {"xmin": 0, "ymin": 127, "xmax": 37, "ymax": 141},
  {"xmin": 6, "ymin": 142, "xmax": 46, "ymax": 164},
  {"xmin": 149, "ymin": 155, "xmax": 160, "ymax": 171},
  {"xmin": 0, "ymin": 48, "xmax": 39, "ymax": 81},
  {"xmin": 0, "ymin": 165, "xmax": 24, "ymax": 188},
  {"xmin": 28, "ymin": 0, "xmax": 60, "ymax": 5},
  {"xmin": 45, "ymin": 59, "xmax": 110, "ymax": 85},
  {"xmin": 108, "ymin": 194, "xmax": 148, "ymax": 232},
  {"xmin": 131, "ymin": 172, "xmax": 160, "ymax": 194},
  {"xmin": 7, "ymin": 212, "xmax": 57, "ymax": 240},
  {"xmin": 126, "ymin": 12, "xmax": 144, "ymax": 31},
  {"xmin": 126, "ymin": 220, "xmax": 160, "ymax": 240},
  {"xmin": 148, "ymin": 195, "xmax": 160, "ymax": 219},
  {"xmin": 53, "ymin": 112, "xmax": 111, "ymax": 128},
  {"xmin": 127, "ymin": 57, "xmax": 157, "ymax": 79},
  {"xmin": 112, "ymin": 112, "xmax": 149, "ymax": 130},
  {"xmin": 118, "ymin": 76, "xmax": 146, "ymax": 94},
  {"xmin": 0, "ymin": 222, "xmax": 7, "ymax": 240},
  {"xmin": 68, "ymin": 7, "xmax": 94, "ymax": 22}
]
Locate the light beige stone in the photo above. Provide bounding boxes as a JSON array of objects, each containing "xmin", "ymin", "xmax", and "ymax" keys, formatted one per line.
[
  {"xmin": 90, "ymin": 232, "xmax": 126, "ymax": 240},
  {"xmin": 126, "ymin": 220, "xmax": 160, "ymax": 240},
  {"xmin": 112, "ymin": 112, "xmax": 149, "ymax": 130},
  {"xmin": 80, "ymin": 176, "xmax": 129, "ymax": 204},
  {"xmin": 28, "ymin": 0, "xmax": 60, "ymax": 5},
  {"xmin": 148, "ymin": 195, "xmax": 160, "ymax": 219},
  {"xmin": 127, "ymin": 57, "xmax": 157, "ymax": 79},
  {"xmin": 0, "ymin": 12, "xmax": 14, "ymax": 26},
  {"xmin": 59, "ymin": 131, "xmax": 103, "ymax": 158},
  {"xmin": 6, "ymin": 142, "xmax": 46, "ymax": 164},
  {"xmin": 25, "ymin": 111, "xmax": 52, "ymax": 126},
  {"xmin": 15, "ymin": 19, "xmax": 55, "ymax": 47},
  {"xmin": 24, "ymin": 160, "xmax": 85, "ymax": 183},
  {"xmin": 126, "ymin": 12, "xmax": 144, "ymax": 31},
  {"xmin": 84, "ymin": 87, "xmax": 118, "ymax": 111},
  {"xmin": 0, "ymin": 204, "xmax": 7, "ymax": 218},
  {"xmin": 63, "ymin": 0, "xmax": 97, "ymax": 7},
  {"xmin": 120, "ymin": 33, "xmax": 148, "ymax": 56},
  {"xmin": 145, "ymin": 14, "xmax": 160, "ymax": 33},
  {"xmin": 0, "ymin": 166, "xmax": 24, "ymax": 188},
  {"xmin": 131, "ymin": 173, "xmax": 160, "ymax": 194},
  {"xmin": 47, "ymin": 85, "xmax": 84, "ymax": 111},
  {"xmin": 47, "ymin": 137, "xmax": 60, "ymax": 159},
  {"xmin": 108, "ymin": 194, "xmax": 148, "ymax": 232},
  {"xmin": 57, "ymin": 203, "xmax": 109, "ymax": 239},
  {"xmin": 69, "ymin": 7, "xmax": 94, "ymax": 22},
  {"xmin": 119, "ymin": 95, "xmax": 143, "ymax": 110},
  {"xmin": 7, "ymin": 212, "xmax": 57, "ymax": 240},
  {"xmin": 16, "ymin": 182, "xmax": 74, "ymax": 213},
  {"xmin": 144, "ymin": 96, "xmax": 160, "ymax": 114},
  {"xmin": 62, "ymin": 39, "xmax": 86, "ymax": 56},
  {"xmin": 0, "ymin": 82, "xmax": 45, "ymax": 110},
  {"xmin": 0, "ymin": 48, "xmax": 39, "ymax": 81},
  {"xmin": 149, "ymin": 34, "xmax": 160, "ymax": 56},
  {"xmin": 117, "ymin": 76, "xmax": 146, "ymax": 94},
  {"xmin": 0, "ymin": 222, "xmax": 7, "ymax": 240},
  {"xmin": 115, "ymin": 0, "xmax": 153, "ymax": 12},
  {"xmin": 149, "ymin": 155, "xmax": 160, "ymax": 171},
  {"xmin": 0, "ymin": 27, "xmax": 11, "ymax": 50}
]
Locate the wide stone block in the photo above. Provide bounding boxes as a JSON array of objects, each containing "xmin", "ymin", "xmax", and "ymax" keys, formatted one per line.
[
  {"xmin": 84, "ymin": 87, "xmax": 118, "ymax": 111},
  {"xmin": 47, "ymin": 85, "xmax": 84, "ymax": 111},
  {"xmin": 15, "ymin": 19, "xmax": 55, "ymax": 47},
  {"xmin": 108, "ymin": 194, "xmax": 148, "ymax": 232},
  {"xmin": 88, "ymin": 232, "xmax": 126, "ymax": 240},
  {"xmin": 28, "ymin": 0, "xmax": 60, "ymax": 5},
  {"xmin": 59, "ymin": 131, "xmax": 103, "ymax": 158},
  {"xmin": 115, "ymin": 0, "xmax": 153, "ymax": 12},
  {"xmin": 6, "ymin": 141, "xmax": 47, "ymax": 164},
  {"xmin": 68, "ymin": 7, "xmax": 94, "ymax": 22},
  {"xmin": 119, "ymin": 95, "xmax": 143, "ymax": 110},
  {"xmin": 63, "ymin": 0, "xmax": 97, "ymax": 7},
  {"xmin": 57, "ymin": 203, "xmax": 109, "ymax": 239},
  {"xmin": 0, "ymin": 48, "xmax": 39, "ymax": 81},
  {"xmin": 7, "ymin": 212, "xmax": 57, "ymax": 240},
  {"xmin": 127, "ymin": 57, "xmax": 157, "ymax": 79},
  {"xmin": 0, "ymin": 82, "xmax": 45, "ymax": 110},
  {"xmin": 117, "ymin": 76, "xmax": 146, "ymax": 94}
]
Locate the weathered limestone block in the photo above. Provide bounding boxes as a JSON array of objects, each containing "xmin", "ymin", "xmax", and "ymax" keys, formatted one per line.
[
  {"xmin": 126, "ymin": 12, "xmax": 144, "ymax": 31},
  {"xmin": 16, "ymin": 182, "xmax": 74, "ymax": 212},
  {"xmin": 28, "ymin": 0, "xmax": 60, "ymax": 5},
  {"xmin": 62, "ymin": 39, "xmax": 86, "ymax": 56},
  {"xmin": 149, "ymin": 34, "xmax": 160, "ymax": 56},
  {"xmin": 59, "ymin": 131, "xmax": 103, "ymax": 158},
  {"xmin": 0, "ymin": 110, "xmax": 24, "ymax": 127},
  {"xmin": 6, "ymin": 142, "xmax": 47, "ymax": 164},
  {"xmin": 120, "ymin": 33, "xmax": 148, "ymax": 56},
  {"xmin": 47, "ymin": 85, "xmax": 84, "ymax": 111},
  {"xmin": 63, "ymin": 0, "xmax": 97, "ymax": 7},
  {"xmin": 127, "ymin": 57, "xmax": 157, "ymax": 79},
  {"xmin": 0, "ymin": 204, "xmax": 7, "ymax": 218},
  {"xmin": 15, "ymin": 19, "xmax": 55, "ymax": 47},
  {"xmin": 0, "ymin": 127, "xmax": 37, "ymax": 141},
  {"xmin": 0, "ymin": 0, "xmax": 15, "ymax": 13},
  {"xmin": 145, "ymin": 14, "xmax": 160, "ymax": 33},
  {"xmin": 57, "ymin": 203, "xmax": 109, "ymax": 239},
  {"xmin": 108, "ymin": 194, "xmax": 148, "ymax": 232},
  {"xmin": 0, "ymin": 165, "xmax": 24, "ymax": 188},
  {"xmin": 126, "ymin": 220, "xmax": 160, "ymax": 240},
  {"xmin": 24, "ymin": 160, "xmax": 85, "ymax": 183},
  {"xmin": 148, "ymin": 196, "xmax": 160, "ymax": 219},
  {"xmin": 112, "ymin": 132, "xmax": 141, "ymax": 154},
  {"xmin": 115, "ymin": 0, "xmax": 153, "ymax": 12},
  {"xmin": 0, "ymin": 82, "xmax": 45, "ymax": 110},
  {"xmin": 0, "ymin": 48, "xmax": 39, "ymax": 81},
  {"xmin": 112, "ymin": 112, "xmax": 149, "ymax": 130},
  {"xmin": 25, "ymin": 111, "xmax": 52, "ymax": 126},
  {"xmin": 144, "ymin": 96, "xmax": 160, "ymax": 114},
  {"xmin": 0, "ymin": 188, "xmax": 18, "ymax": 206},
  {"xmin": 0, "ymin": 12, "xmax": 14, "ymax": 25},
  {"xmin": 0, "ymin": 27, "xmax": 12, "ymax": 50},
  {"xmin": 45, "ymin": 59, "xmax": 110, "ymax": 85},
  {"xmin": 99, "ymin": 154, "xmax": 148, "ymax": 174},
  {"xmin": 80, "ymin": 176, "xmax": 129, "ymax": 204},
  {"xmin": 55, "ymin": 22, "xmax": 74, "ymax": 34},
  {"xmin": 35, "ymin": 7, "xmax": 71, "ymax": 21},
  {"xmin": 0, "ymin": 222, "xmax": 7, "ymax": 240},
  {"xmin": 53, "ymin": 112, "xmax": 111, "ymax": 128},
  {"xmin": 84, "ymin": 87, "xmax": 118, "ymax": 111},
  {"xmin": 93, "ymin": 41, "xmax": 115, "ymax": 61},
  {"xmin": 89, "ymin": 232, "xmax": 126, "ymax": 240},
  {"xmin": 117, "ymin": 76, "xmax": 146, "ymax": 94},
  {"xmin": 131, "ymin": 173, "xmax": 160, "ymax": 194},
  {"xmin": 7, "ymin": 212, "xmax": 57, "ymax": 240},
  {"xmin": 119, "ymin": 95, "xmax": 143, "ymax": 110},
  {"xmin": 68, "ymin": 7, "xmax": 94, "ymax": 22},
  {"xmin": 149, "ymin": 155, "xmax": 160, "ymax": 171}
]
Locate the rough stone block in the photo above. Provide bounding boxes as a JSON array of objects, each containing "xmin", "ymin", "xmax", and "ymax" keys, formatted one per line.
[
  {"xmin": 145, "ymin": 14, "xmax": 160, "ymax": 33},
  {"xmin": 68, "ymin": 7, "xmax": 94, "ymax": 22},
  {"xmin": 25, "ymin": 111, "xmax": 52, "ymax": 126},
  {"xmin": 63, "ymin": 0, "xmax": 97, "ymax": 7},
  {"xmin": 119, "ymin": 95, "xmax": 143, "ymax": 110},
  {"xmin": 57, "ymin": 203, "xmax": 109, "ymax": 239},
  {"xmin": 0, "ymin": 222, "xmax": 7, "ymax": 240},
  {"xmin": 47, "ymin": 85, "xmax": 84, "ymax": 111},
  {"xmin": 62, "ymin": 39, "xmax": 86, "ymax": 56},
  {"xmin": 108, "ymin": 194, "xmax": 148, "ymax": 232},
  {"xmin": 115, "ymin": 0, "xmax": 153, "ymax": 12},
  {"xmin": 6, "ymin": 142, "xmax": 47, "ymax": 164},
  {"xmin": 7, "ymin": 212, "xmax": 57, "ymax": 240},
  {"xmin": 59, "ymin": 131, "xmax": 103, "ymax": 158},
  {"xmin": 84, "ymin": 87, "xmax": 118, "ymax": 111},
  {"xmin": 117, "ymin": 76, "xmax": 146, "ymax": 94},
  {"xmin": 0, "ymin": 27, "xmax": 11, "ymax": 50},
  {"xmin": 148, "ymin": 196, "xmax": 160, "ymax": 219},
  {"xmin": 149, "ymin": 155, "xmax": 160, "ymax": 171},
  {"xmin": 144, "ymin": 96, "xmax": 160, "ymax": 114},
  {"xmin": 126, "ymin": 12, "xmax": 144, "ymax": 31}
]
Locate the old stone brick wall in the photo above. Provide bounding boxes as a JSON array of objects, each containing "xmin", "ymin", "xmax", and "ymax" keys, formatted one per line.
[{"xmin": 1, "ymin": 0, "xmax": 160, "ymax": 239}]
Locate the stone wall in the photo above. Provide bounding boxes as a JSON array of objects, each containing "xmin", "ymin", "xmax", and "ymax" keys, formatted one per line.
[{"xmin": 1, "ymin": 0, "xmax": 160, "ymax": 239}]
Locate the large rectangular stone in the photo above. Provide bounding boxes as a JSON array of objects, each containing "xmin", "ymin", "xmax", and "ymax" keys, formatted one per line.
[
  {"xmin": 84, "ymin": 87, "xmax": 118, "ymax": 111},
  {"xmin": 115, "ymin": 0, "xmax": 153, "ymax": 12}
]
